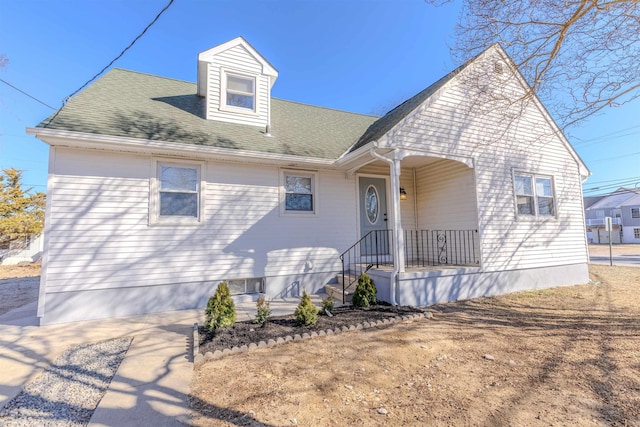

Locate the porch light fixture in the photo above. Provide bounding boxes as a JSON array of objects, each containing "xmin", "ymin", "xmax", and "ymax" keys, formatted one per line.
[{"xmin": 399, "ymin": 187, "xmax": 407, "ymax": 200}]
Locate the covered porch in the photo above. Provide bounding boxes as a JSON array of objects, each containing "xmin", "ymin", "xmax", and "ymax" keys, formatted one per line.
[{"xmin": 336, "ymin": 145, "xmax": 483, "ymax": 304}]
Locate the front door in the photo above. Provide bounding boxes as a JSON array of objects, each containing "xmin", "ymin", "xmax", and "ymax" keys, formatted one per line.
[{"xmin": 359, "ymin": 177, "xmax": 389, "ymax": 256}]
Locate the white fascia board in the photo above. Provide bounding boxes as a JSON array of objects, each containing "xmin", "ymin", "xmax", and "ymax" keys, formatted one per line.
[
  {"xmin": 198, "ymin": 36, "xmax": 278, "ymax": 85},
  {"xmin": 334, "ymin": 141, "xmax": 374, "ymax": 166},
  {"xmin": 395, "ymin": 147, "xmax": 475, "ymax": 168},
  {"xmin": 490, "ymin": 44, "xmax": 591, "ymax": 178},
  {"xmin": 26, "ymin": 128, "xmax": 335, "ymax": 169}
]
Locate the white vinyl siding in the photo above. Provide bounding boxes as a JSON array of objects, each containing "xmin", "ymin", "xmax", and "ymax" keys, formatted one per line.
[
  {"xmin": 42, "ymin": 148, "xmax": 357, "ymax": 294},
  {"xmin": 414, "ymin": 160, "xmax": 478, "ymax": 231},
  {"xmin": 383, "ymin": 50, "xmax": 588, "ymax": 271},
  {"xmin": 204, "ymin": 44, "xmax": 270, "ymax": 126}
]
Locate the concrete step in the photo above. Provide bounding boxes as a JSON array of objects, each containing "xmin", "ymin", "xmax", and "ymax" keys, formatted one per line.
[
  {"xmin": 336, "ymin": 273, "xmax": 359, "ymax": 289},
  {"xmin": 324, "ymin": 284, "xmax": 353, "ymax": 304},
  {"xmin": 316, "ymin": 291, "xmax": 347, "ymax": 309}
]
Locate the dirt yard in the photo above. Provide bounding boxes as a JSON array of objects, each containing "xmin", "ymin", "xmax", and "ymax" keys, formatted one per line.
[
  {"xmin": 589, "ymin": 243, "xmax": 640, "ymax": 257},
  {"xmin": 0, "ymin": 263, "xmax": 41, "ymax": 316},
  {"xmin": 191, "ymin": 264, "xmax": 640, "ymax": 426},
  {"xmin": 0, "ymin": 262, "xmax": 41, "ymax": 280}
]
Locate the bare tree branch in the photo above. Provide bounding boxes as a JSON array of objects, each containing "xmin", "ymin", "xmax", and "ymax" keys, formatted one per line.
[{"xmin": 428, "ymin": 0, "xmax": 640, "ymax": 129}]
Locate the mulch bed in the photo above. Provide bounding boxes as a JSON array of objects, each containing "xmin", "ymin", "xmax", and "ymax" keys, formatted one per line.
[{"xmin": 199, "ymin": 304, "xmax": 426, "ymax": 354}]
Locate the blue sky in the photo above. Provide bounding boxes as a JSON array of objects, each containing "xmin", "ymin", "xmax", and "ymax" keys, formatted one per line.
[{"xmin": 1, "ymin": 0, "xmax": 638, "ymax": 195}]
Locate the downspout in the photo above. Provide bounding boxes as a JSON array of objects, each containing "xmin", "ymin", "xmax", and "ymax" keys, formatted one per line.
[{"xmin": 369, "ymin": 144, "xmax": 404, "ymax": 306}]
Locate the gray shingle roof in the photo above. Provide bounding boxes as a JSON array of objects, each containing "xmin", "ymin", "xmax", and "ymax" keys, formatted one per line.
[
  {"xmin": 38, "ymin": 69, "xmax": 378, "ymax": 160},
  {"xmin": 348, "ymin": 59, "xmax": 472, "ymax": 153},
  {"xmin": 586, "ymin": 188, "xmax": 640, "ymax": 209}
]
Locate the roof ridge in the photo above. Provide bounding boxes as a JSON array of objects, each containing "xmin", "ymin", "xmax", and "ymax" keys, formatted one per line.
[{"xmin": 108, "ymin": 68, "xmax": 197, "ymax": 85}]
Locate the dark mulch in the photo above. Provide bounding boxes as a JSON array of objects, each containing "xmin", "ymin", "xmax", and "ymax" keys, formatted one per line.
[{"xmin": 199, "ymin": 304, "xmax": 426, "ymax": 354}]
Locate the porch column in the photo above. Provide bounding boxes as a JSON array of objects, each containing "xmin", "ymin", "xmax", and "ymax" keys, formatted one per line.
[{"xmin": 390, "ymin": 158, "xmax": 405, "ymax": 273}]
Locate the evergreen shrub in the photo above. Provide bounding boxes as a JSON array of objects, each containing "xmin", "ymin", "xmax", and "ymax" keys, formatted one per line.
[
  {"xmin": 294, "ymin": 290, "xmax": 318, "ymax": 326},
  {"xmin": 352, "ymin": 272, "xmax": 377, "ymax": 308},
  {"xmin": 321, "ymin": 288, "xmax": 335, "ymax": 315},
  {"xmin": 205, "ymin": 282, "xmax": 236, "ymax": 331},
  {"xmin": 254, "ymin": 295, "xmax": 271, "ymax": 325}
]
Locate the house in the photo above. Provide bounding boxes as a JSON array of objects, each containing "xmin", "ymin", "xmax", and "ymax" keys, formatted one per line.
[
  {"xmin": 621, "ymin": 194, "xmax": 640, "ymax": 243},
  {"xmin": 0, "ymin": 234, "xmax": 43, "ymax": 265},
  {"xmin": 28, "ymin": 37, "xmax": 590, "ymax": 325},
  {"xmin": 584, "ymin": 188, "xmax": 640, "ymax": 244}
]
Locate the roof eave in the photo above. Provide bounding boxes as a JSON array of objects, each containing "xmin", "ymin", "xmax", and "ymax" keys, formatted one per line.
[{"xmin": 27, "ymin": 128, "xmax": 336, "ymax": 168}]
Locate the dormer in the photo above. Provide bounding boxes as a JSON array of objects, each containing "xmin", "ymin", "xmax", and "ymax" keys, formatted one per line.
[{"xmin": 197, "ymin": 37, "xmax": 278, "ymax": 128}]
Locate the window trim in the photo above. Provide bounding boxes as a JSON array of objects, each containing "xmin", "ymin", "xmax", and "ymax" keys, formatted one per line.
[
  {"xmin": 219, "ymin": 68, "xmax": 258, "ymax": 115},
  {"xmin": 279, "ymin": 169, "xmax": 318, "ymax": 216},
  {"xmin": 150, "ymin": 159, "xmax": 204, "ymax": 225},
  {"xmin": 632, "ymin": 208, "xmax": 640, "ymax": 219},
  {"xmin": 512, "ymin": 170, "xmax": 557, "ymax": 219}
]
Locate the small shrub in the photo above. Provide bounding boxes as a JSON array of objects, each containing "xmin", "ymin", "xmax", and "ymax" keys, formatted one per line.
[
  {"xmin": 205, "ymin": 282, "xmax": 236, "ymax": 332},
  {"xmin": 352, "ymin": 272, "xmax": 377, "ymax": 308},
  {"xmin": 295, "ymin": 290, "xmax": 318, "ymax": 326},
  {"xmin": 321, "ymin": 288, "xmax": 335, "ymax": 315},
  {"xmin": 254, "ymin": 295, "xmax": 271, "ymax": 325}
]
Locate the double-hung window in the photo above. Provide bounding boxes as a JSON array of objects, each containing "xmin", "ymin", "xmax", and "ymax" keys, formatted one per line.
[
  {"xmin": 153, "ymin": 162, "xmax": 201, "ymax": 223},
  {"xmin": 281, "ymin": 170, "xmax": 316, "ymax": 214},
  {"xmin": 223, "ymin": 72, "xmax": 255, "ymax": 111},
  {"xmin": 632, "ymin": 208, "xmax": 640, "ymax": 219},
  {"xmin": 514, "ymin": 172, "xmax": 555, "ymax": 218}
]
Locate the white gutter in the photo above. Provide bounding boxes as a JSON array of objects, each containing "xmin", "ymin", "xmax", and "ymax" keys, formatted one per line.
[{"xmin": 369, "ymin": 144, "xmax": 404, "ymax": 306}]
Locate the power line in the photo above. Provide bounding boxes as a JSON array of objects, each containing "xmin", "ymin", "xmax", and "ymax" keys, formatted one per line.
[
  {"xmin": 63, "ymin": 0, "xmax": 175, "ymax": 104},
  {"xmin": 589, "ymin": 151, "xmax": 640, "ymax": 163},
  {"xmin": 0, "ymin": 78, "xmax": 56, "ymax": 109},
  {"xmin": 583, "ymin": 185, "xmax": 640, "ymax": 195},
  {"xmin": 573, "ymin": 124, "xmax": 640, "ymax": 146},
  {"xmin": 584, "ymin": 175, "xmax": 640, "ymax": 186}
]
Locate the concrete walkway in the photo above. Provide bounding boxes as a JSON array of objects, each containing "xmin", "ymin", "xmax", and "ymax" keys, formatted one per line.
[{"xmin": 0, "ymin": 295, "xmax": 323, "ymax": 426}]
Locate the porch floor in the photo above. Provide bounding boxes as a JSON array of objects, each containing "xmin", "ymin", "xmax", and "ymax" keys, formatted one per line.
[{"xmin": 351, "ymin": 263, "xmax": 480, "ymax": 274}]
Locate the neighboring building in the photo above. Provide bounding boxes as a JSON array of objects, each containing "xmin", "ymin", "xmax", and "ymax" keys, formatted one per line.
[
  {"xmin": 621, "ymin": 193, "xmax": 640, "ymax": 244},
  {"xmin": 584, "ymin": 188, "xmax": 640, "ymax": 244},
  {"xmin": 0, "ymin": 235, "xmax": 43, "ymax": 265},
  {"xmin": 583, "ymin": 196, "xmax": 604, "ymax": 210},
  {"xmin": 28, "ymin": 38, "xmax": 590, "ymax": 324}
]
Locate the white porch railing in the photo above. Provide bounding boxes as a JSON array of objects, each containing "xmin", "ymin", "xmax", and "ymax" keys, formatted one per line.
[{"xmin": 586, "ymin": 218, "xmax": 621, "ymax": 227}]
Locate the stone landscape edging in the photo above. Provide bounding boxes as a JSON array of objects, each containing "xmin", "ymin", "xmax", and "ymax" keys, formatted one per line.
[{"xmin": 193, "ymin": 311, "xmax": 434, "ymax": 366}]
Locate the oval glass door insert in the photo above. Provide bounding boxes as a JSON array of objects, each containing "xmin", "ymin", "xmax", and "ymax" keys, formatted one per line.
[{"xmin": 365, "ymin": 185, "xmax": 379, "ymax": 224}]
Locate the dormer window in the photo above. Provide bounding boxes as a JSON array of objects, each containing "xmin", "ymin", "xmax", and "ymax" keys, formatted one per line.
[
  {"xmin": 223, "ymin": 72, "xmax": 256, "ymax": 111},
  {"xmin": 198, "ymin": 37, "xmax": 278, "ymax": 124}
]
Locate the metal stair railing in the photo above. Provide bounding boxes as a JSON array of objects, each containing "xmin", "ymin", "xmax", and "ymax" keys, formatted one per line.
[{"xmin": 339, "ymin": 230, "xmax": 393, "ymax": 303}]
